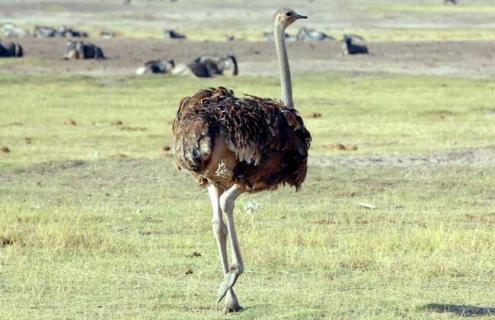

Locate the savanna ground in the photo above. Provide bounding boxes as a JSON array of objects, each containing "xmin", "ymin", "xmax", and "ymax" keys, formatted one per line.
[{"xmin": 1, "ymin": 1, "xmax": 495, "ymax": 319}]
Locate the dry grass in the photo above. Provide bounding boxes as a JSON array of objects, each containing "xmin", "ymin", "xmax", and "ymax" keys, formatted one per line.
[{"xmin": 0, "ymin": 72, "xmax": 494, "ymax": 319}]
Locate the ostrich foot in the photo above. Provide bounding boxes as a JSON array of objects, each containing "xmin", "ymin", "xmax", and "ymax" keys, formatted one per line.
[
  {"xmin": 217, "ymin": 271, "xmax": 240, "ymax": 302},
  {"xmin": 223, "ymin": 301, "xmax": 243, "ymax": 314}
]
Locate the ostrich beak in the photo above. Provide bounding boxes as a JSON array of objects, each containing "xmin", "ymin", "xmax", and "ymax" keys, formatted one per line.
[{"xmin": 296, "ymin": 13, "xmax": 308, "ymax": 19}]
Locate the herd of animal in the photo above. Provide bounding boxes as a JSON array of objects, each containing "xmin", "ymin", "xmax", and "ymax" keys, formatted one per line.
[
  {"xmin": 262, "ymin": 26, "xmax": 370, "ymax": 54},
  {"xmin": 34, "ymin": 25, "xmax": 88, "ymax": 38},
  {"xmin": 0, "ymin": 23, "xmax": 370, "ymax": 76},
  {"xmin": 2, "ymin": 24, "xmax": 90, "ymax": 39},
  {"xmin": 136, "ymin": 55, "xmax": 238, "ymax": 78}
]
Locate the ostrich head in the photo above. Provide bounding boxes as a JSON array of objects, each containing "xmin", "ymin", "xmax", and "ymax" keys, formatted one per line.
[{"xmin": 274, "ymin": 8, "xmax": 307, "ymax": 29}]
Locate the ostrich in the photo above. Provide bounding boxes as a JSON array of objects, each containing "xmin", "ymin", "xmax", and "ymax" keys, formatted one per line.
[{"xmin": 172, "ymin": 8, "xmax": 311, "ymax": 313}]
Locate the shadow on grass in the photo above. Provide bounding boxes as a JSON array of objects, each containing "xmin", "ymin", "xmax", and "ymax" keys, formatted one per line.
[{"xmin": 424, "ymin": 304, "xmax": 495, "ymax": 317}]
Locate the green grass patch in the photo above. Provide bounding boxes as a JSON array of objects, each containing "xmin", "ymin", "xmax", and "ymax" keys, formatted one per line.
[
  {"xmin": 1, "ymin": 72, "xmax": 494, "ymax": 165},
  {"xmin": 0, "ymin": 72, "xmax": 494, "ymax": 319}
]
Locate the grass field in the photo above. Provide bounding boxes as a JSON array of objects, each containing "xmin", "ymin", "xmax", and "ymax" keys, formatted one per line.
[{"xmin": 1, "ymin": 72, "xmax": 494, "ymax": 319}]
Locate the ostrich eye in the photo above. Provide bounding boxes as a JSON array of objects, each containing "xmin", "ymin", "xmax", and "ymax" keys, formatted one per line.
[{"xmin": 286, "ymin": 12, "xmax": 293, "ymax": 17}]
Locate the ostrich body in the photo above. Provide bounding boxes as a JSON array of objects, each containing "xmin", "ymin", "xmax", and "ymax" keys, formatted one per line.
[{"xmin": 172, "ymin": 8, "xmax": 310, "ymax": 313}]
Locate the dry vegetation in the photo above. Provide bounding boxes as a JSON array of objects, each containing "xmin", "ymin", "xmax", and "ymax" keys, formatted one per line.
[
  {"xmin": 1, "ymin": 73, "xmax": 494, "ymax": 319},
  {"xmin": 1, "ymin": 0, "xmax": 495, "ymax": 319}
]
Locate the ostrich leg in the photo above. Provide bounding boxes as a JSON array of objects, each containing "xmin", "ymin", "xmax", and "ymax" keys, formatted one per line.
[
  {"xmin": 207, "ymin": 184, "xmax": 242, "ymax": 313},
  {"xmin": 217, "ymin": 184, "xmax": 244, "ymax": 310}
]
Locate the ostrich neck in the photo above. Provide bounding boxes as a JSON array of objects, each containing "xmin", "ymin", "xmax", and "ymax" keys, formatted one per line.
[{"xmin": 274, "ymin": 24, "xmax": 294, "ymax": 108}]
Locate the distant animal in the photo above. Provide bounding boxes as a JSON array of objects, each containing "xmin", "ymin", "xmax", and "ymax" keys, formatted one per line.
[
  {"xmin": 172, "ymin": 55, "xmax": 238, "ymax": 78},
  {"xmin": 194, "ymin": 55, "xmax": 238, "ymax": 77},
  {"xmin": 172, "ymin": 8, "xmax": 311, "ymax": 313},
  {"xmin": 343, "ymin": 34, "xmax": 365, "ymax": 41},
  {"xmin": 34, "ymin": 26, "xmax": 57, "ymax": 38},
  {"xmin": 342, "ymin": 35, "xmax": 369, "ymax": 55},
  {"xmin": 100, "ymin": 31, "xmax": 117, "ymax": 39},
  {"xmin": 444, "ymin": 0, "xmax": 457, "ymax": 4},
  {"xmin": 216, "ymin": 55, "xmax": 238, "ymax": 76},
  {"xmin": 57, "ymin": 26, "xmax": 88, "ymax": 38},
  {"xmin": 296, "ymin": 27, "xmax": 335, "ymax": 41},
  {"xmin": 186, "ymin": 57, "xmax": 220, "ymax": 78},
  {"xmin": 2, "ymin": 23, "xmax": 30, "ymax": 38},
  {"xmin": 63, "ymin": 41, "xmax": 105, "ymax": 60},
  {"xmin": 0, "ymin": 41, "xmax": 23, "ymax": 57},
  {"xmin": 34, "ymin": 25, "xmax": 87, "ymax": 38},
  {"xmin": 136, "ymin": 59, "xmax": 175, "ymax": 75},
  {"xmin": 163, "ymin": 29, "xmax": 186, "ymax": 39}
]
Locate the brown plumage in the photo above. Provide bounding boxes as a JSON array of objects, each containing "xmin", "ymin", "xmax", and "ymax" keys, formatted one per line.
[
  {"xmin": 171, "ymin": 8, "xmax": 310, "ymax": 313},
  {"xmin": 172, "ymin": 87, "xmax": 311, "ymax": 192}
]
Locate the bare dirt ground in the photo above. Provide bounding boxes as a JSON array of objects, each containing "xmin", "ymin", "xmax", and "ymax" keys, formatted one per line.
[
  {"xmin": 2, "ymin": 0, "xmax": 495, "ymax": 78},
  {"xmin": 3, "ymin": 38, "xmax": 495, "ymax": 78}
]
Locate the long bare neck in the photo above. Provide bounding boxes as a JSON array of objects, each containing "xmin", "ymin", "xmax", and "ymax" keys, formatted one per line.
[{"xmin": 274, "ymin": 23, "xmax": 294, "ymax": 108}]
